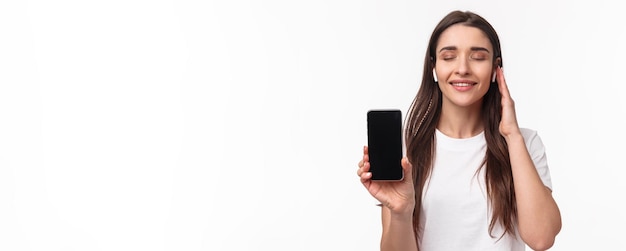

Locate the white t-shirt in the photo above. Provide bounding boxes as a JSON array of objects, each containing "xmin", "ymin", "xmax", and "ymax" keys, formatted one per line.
[{"xmin": 418, "ymin": 128, "xmax": 552, "ymax": 251}]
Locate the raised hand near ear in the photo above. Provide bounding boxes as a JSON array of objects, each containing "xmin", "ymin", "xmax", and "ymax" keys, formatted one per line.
[{"xmin": 496, "ymin": 66, "xmax": 522, "ymax": 138}]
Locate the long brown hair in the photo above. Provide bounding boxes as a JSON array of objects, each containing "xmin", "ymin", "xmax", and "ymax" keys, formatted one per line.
[{"xmin": 404, "ymin": 10, "xmax": 516, "ymax": 240}]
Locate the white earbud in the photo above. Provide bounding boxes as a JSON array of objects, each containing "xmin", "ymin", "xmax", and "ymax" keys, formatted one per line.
[
  {"xmin": 491, "ymin": 71, "xmax": 496, "ymax": 82},
  {"xmin": 433, "ymin": 68, "xmax": 438, "ymax": 83}
]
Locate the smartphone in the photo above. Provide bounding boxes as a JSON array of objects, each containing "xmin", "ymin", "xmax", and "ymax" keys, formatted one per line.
[{"xmin": 367, "ymin": 109, "xmax": 403, "ymax": 181}]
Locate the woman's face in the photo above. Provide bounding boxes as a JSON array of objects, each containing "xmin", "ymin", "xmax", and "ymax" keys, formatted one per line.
[{"xmin": 434, "ymin": 24, "xmax": 495, "ymax": 109}]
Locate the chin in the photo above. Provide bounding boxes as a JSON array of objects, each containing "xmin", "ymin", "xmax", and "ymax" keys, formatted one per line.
[{"xmin": 447, "ymin": 97, "xmax": 484, "ymax": 108}]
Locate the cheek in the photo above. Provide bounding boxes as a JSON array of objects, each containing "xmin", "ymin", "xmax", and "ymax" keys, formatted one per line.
[
  {"xmin": 481, "ymin": 63, "xmax": 496, "ymax": 77},
  {"xmin": 437, "ymin": 81, "xmax": 447, "ymax": 90},
  {"xmin": 435, "ymin": 67, "xmax": 454, "ymax": 81},
  {"xmin": 479, "ymin": 83, "xmax": 492, "ymax": 96},
  {"xmin": 472, "ymin": 65, "xmax": 493, "ymax": 79}
]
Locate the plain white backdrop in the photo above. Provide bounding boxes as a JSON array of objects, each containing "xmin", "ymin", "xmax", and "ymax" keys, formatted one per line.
[{"xmin": 1, "ymin": 0, "xmax": 624, "ymax": 250}]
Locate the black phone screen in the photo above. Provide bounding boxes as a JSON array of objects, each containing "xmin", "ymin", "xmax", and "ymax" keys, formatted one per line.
[{"xmin": 367, "ymin": 110, "xmax": 403, "ymax": 181}]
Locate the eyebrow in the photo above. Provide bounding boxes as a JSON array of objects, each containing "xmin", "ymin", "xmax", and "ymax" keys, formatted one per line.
[{"xmin": 438, "ymin": 46, "xmax": 491, "ymax": 53}]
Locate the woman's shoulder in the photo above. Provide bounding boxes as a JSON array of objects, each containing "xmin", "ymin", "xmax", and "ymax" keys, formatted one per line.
[
  {"xmin": 519, "ymin": 127, "xmax": 538, "ymax": 138},
  {"xmin": 519, "ymin": 127, "xmax": 546, "ymax": 148}
]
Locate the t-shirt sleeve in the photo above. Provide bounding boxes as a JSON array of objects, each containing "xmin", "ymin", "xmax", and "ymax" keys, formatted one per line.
[{"xmin": 521, "ymin": 128, "xmax": 553, "ymax": 190}]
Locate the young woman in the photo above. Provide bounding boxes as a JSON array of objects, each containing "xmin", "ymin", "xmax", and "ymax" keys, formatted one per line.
[{"xmin": 357, "ymin": 10, "xmax": 561, "ymax": 251}]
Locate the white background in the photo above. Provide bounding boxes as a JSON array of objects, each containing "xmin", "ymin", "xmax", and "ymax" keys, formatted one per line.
[{"xmin": 1, "ymin": 0, "xmax": 624, "ymax": 250}]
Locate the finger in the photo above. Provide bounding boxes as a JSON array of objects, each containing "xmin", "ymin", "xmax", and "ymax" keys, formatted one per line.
[
  {"xmin": 360, "ymin": 171, "xmax": 372, "ymax": 184},
  {"xmin": 359, "ymin": 146, "xmax": 370, "ymax": 163},
  {"xmin": 359, "ymin": 147, "xmax": 370, "ymax": 166},
  {"xmin": 357, "ymin": 146, "xmax": 368, "ymax": 176},
  {"xmin": 357, "ymin": 161, "xmax": 370, "ymax": 176},
  {"xmin": 362, "ymin": 162, "xmax": 371, "ymax": 173},
  {"xmin": 496, "ymin": 66, "xmax": 512, "ymax": 99}
]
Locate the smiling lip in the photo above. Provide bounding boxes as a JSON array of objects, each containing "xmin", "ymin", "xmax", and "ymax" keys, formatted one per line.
[{"xmin": 450, "ymin": 81, "xmax": 477, "ymax": 92}]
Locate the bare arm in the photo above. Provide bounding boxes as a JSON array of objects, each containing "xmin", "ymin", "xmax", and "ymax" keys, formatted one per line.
[
  {"xmin": 380, "ymin": 206, "xmax": 418, "ymax": 251},
  {"xmin": 496, "ymin": 66, "xmax": 561, "ymax": 251},
  {"xmin": 506, "ymin": 134, "xmax": 561, "ymax": 251}
]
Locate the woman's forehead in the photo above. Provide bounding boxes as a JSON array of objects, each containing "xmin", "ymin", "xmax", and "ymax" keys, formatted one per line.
[{"xmin": 436, "ymin": 24, "xmax": 492, "ymax": 52}]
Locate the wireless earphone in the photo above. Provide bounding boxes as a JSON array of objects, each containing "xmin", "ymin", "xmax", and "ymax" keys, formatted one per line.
[{"xmin": 493, "ymin": 58, "xmax": 501, "ymax": 83}]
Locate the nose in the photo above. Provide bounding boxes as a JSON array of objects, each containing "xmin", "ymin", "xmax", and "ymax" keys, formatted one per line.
[{"xmin": 455, "ymin": 57, "xmax": 471, "ymax": 76}]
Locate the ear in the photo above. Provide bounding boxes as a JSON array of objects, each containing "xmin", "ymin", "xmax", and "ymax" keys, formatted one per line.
[
  {"xmin": 432, "ymin": 68, "xmax": 438, "ymax": 83},
  {"xmin": 492, "ymin": 57, "xmax": 502, "ymax": 82}
]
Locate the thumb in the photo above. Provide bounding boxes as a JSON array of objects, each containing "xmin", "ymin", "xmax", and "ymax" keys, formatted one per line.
[{"xmin": 401, "ymin": 157, "xmax": 413, "ymax": 182}]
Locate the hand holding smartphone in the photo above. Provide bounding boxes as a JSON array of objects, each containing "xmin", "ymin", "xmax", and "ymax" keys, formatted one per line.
[{"xmin": 367, "ymin": 109, "xmax": 403, "ymax": 181}]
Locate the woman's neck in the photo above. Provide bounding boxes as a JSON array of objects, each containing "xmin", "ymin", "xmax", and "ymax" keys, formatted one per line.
[{"xmin": 437, "ymin": 102, "xmax": 483, "ymax": 139}]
